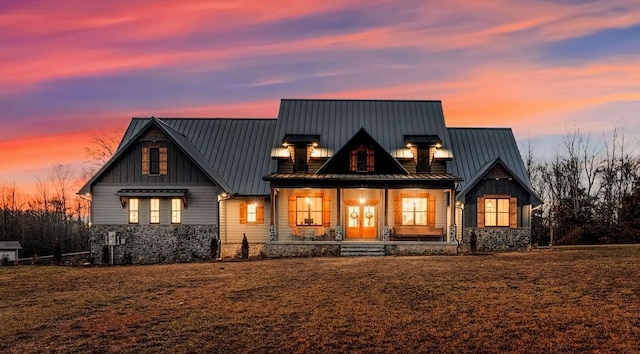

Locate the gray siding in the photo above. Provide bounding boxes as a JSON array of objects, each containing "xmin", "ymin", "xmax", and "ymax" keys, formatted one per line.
[
  {"xmin": 92, "ymin": 185, "xmax": 219, "ymax": 225},
  {"xmin": 221, "ymin": 198, "xmax": 271, "ymax": 244}
]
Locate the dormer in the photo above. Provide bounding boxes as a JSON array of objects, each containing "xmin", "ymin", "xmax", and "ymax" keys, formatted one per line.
[
  {"xmin": 402, "ymin": 135, "xmax": 452, "ymax": 174},
  {"xmin": 279, "ymin": 134, "xmax": 320, "ymax": 173}
]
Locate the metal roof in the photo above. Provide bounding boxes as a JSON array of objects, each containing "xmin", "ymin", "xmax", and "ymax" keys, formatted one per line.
[
  {"xmin": 404, "ymin": 135, "xmax": 442, "ymax": 145},
  {"xmin": 282, "ymin": 134, "xmax": 321, "ymax": 144},
  {"xmin": 273, "ymin": 99, "xmax": 451, "ymax": 158},
  {"xmin": 85, "ymin": 117, "xmax": 277, "ymax": 196},
  {"xmin": 0, "ymin": 241, "xmax": 22, "ymax": 250},
  {"xmin": 448, "ymin": 128, "xmax": 541, "ymax": 204}
]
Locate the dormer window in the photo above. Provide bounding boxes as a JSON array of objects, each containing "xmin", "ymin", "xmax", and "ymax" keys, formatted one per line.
[
  {"xmin": 416, "ymin": 147, "xmax": 430, "ymax": 173},
  {"xmin": 294, "ymin": 146, "xmax": 308, "ymax": 172},
  {"xmin": 350, "ymin": 146, "xmax": 374, "ymax": 172}
]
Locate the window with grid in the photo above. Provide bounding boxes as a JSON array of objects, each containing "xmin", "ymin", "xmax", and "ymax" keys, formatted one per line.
[
  {"xmin": 401, "ymin": 197, "xmax": 428, "ymax": 226},
  {"xmin": 171, "ymin": 198, "xmax": 182, "ymax": 224},
  {"xmin": 296, "ymin": 196, "xmax": 322, "ymax": 226},
  {"xmin": 129, "ymin": 198, "xmax": 139, "ymax": 224},
  {"xmin": 150, "ymin": 198, "xmax": 160, "ymax": 224},
  {"xmin": 484, "ymin": 198, "xmax": 509, "ymax": 226}
]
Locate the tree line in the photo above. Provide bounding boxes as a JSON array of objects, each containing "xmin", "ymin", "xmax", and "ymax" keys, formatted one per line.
[{"xmin": 527, "ymin": 128, "xmax": 640, "ymax": 245}]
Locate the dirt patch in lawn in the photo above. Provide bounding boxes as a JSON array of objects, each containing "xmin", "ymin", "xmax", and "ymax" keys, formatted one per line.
[{"xmin": 1, "ymin": 246, "xmax": 639, "ymax": 353}]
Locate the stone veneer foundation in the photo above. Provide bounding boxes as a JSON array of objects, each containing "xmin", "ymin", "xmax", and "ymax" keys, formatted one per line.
[
  {"xmin": 461, "ymin": 227, "xmax": 531, "ymax": 252},
  {"xmin": 91, "ymin": 225, "xmax": 217, "ymax": 264}
]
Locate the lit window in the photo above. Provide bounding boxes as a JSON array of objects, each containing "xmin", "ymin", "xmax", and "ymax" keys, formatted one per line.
[
  {"xmin": 150, "ymin": 198, "xmax": 160, "ymax": 224},
  {"xmin": 129, "ymin": 198, "xmax": 139, "ymax": 224},
  {"xmin": 296, "ymin": 196, "xmax": 322, "ymax": 226},
  {"xmin": 401, "ymin": 197, "xmax": 427, "ymax": 226},
  {"xmin": 485, "ymin": 198, "xmax": 509, "ymax": 227},
  {"xmin": 171, "ymin": 198, "xmax": 182, "ymax": 224},
  {"xmin": 247, "ymin": 203, "xmax": 257, "ymax": 223}
]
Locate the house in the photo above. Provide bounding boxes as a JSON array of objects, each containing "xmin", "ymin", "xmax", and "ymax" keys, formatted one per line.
[
  {"xmin": 79, "ymin": 99, "xmax": 541, "ymax": 264},
  {"xmin": 0, "ymin": 241, "xmax": 22, "ymax": 262}
]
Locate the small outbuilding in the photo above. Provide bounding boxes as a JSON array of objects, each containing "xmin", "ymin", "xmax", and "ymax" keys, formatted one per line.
[{"xmin": 0, "ymin": 241, "xmax": 22, "ymax": 262}]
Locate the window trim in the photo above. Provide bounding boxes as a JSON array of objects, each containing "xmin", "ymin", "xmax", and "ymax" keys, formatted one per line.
[
  {"xmin": 401, "ymin": 196, "xmax": 428, "ymax": 226},
  {"xmin": 478, "ymin": 195, "xmax": 517, "ymax": 228},
  {"xmin": 296, "ymin": 196, "xmax": 323, "ymax": 226},
  {"xmin": 142, "ymin": 146, "xmax": 168, "ymax": 175},
  {"xmin": 129, "ymin": 198, "xmax": 139, "ymax": 224},
  {"xmin": 150, "ymin": 198, "xmax": 160, "ymax": 224},
  {"xmin": 288, "ymin": 193, "xmax": 330, "ymax": 228},
  {"xmin": 171, "ymin": 198, "xmax": 182, "ymax": 224},
  {"xmin": 350, "ymin": 146, "xmax": 375, "ymax": 172}
]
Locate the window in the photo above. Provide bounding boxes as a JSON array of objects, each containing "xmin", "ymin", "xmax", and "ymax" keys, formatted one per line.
[
  {"xmin": 416, "ymin": 147, "xmax": 430, "ymax": 173},
  {"xmin": 239, "ymin": 202, "xmax": 264, "ymax": 224},
  {"xmin": 296, "ymin": 196, "xmax": 322, "ymax": 226},
  {"xmin": 350, "ymin": 146, "xmax": 374, "ymax": 172},
  {"xmin": 150, "ymin": 198, "xmax": 160, "ymax": 224},
  {"xmin": 142, "ymin": 146, "xmax": 168, "ymax": 175},
  {"xmin": 401, "ymin": 197, "xmax": 428, "ymax": 226},
  {"xmin": 129, "ymin": 198, "xmax": 139, "ymax": 224},
  {"xmin": 171, "ymin": 198, "xmax": 182, "ymax": 224},
  {"xmin": 294, "ymin": 146, "xmax": 308, "ymax": 172},
  {"xmin": 484, "ymin": 198, "xmax": 510, "ymax": 227},
  {"xmin": 394, "ymin": 192, "xmax": 435, "ymax": 227},
  {"xmin": 247, "ymin": 203, "xmax": 257, "ymax": 223}
]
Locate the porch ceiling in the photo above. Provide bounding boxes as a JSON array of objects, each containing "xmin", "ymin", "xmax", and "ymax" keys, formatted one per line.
[{"xmin": 264, "ymin": 173, "xmax": 461, "ymax": 189}]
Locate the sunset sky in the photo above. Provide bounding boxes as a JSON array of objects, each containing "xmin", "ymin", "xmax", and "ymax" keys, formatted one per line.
[{"xmin": 1, "ymin": 0, "xmax": 640, "ymax": 195}]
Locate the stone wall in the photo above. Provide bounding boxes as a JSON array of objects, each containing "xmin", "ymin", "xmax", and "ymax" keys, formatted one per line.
[
  {"xmin": 91, "ymin": 225, "xmax": 217, "ymax": 264},
  {"xmin": 384, "ymin": 242, "xmax": 458, "ymax": 256},
  {"xmin": 219, "ymin": 243, "xmax": 267, "ymax": 259},
  {"xmin": 461, "ymin": 227, "xmax": 531, "ymax": 252},
  {"xmin": 264, "ymin": 242, "xmax": 341, "ymax": 258}
]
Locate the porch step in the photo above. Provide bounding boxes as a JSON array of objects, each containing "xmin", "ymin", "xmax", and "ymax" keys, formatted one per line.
[{"xmin": 340, "ymin": 243, "xmax": 386, "ymax": 257}]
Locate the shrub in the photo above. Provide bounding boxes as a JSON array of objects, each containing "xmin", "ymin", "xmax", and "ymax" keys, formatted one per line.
[
  {"xmin": 241, "ymin": 234, "xmax": 249, "ymax": 259},
  {"xmin": 210, "ymin": 236, "xmax": 219, "ymax": 260},
  {"xmin": 53, "ymin": 238, "xmax": 62, "ymax": 265},
  {"xmin": 1, "ymin": 255, "xmax": 9, "ymax": 266},
  {"xmin": 101, "ymin": 245, "xmax": 110, "ymax": 265}
]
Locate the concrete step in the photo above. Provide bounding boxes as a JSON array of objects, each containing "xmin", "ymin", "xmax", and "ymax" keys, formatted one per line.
[{"xmin": 340, "ymin": 243, "xmax": 386, "ymax": 257}]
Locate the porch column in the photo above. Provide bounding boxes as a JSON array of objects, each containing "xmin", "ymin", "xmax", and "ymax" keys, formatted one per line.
[
  {"xmin": 449, "ymin": 188, "xmax": 456, "ymax": 242},
  {"xmin": 269, "ymin": 188, "xmax": 277, "ymax": 241},
  {"xmin": 335, "ymin": 188, "xmax": 342, "ymax": 241}
]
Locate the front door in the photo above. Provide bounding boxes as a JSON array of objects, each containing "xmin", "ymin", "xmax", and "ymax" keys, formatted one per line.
[{"xmin": 346, "ymin": 204, "xmax": 377, "ymax": 238}]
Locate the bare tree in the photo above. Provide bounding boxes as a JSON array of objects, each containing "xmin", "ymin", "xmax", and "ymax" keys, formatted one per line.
[{"xmin": 83, "ymin": 127, "xmax": 124, "ymax": 179}]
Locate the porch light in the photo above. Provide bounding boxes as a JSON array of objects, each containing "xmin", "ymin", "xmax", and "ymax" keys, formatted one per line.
[
  {"xmin": 406, "ymin": 143, "xmax": 412, "ymax": 148},
  {"xmin": 435, "ymin": 143, "xmax": 442, "ymax": 148},
  {"xmin": 359, "ymin": 197, "xmax": 366, "ymax": 205},
  {"xmin": 312, "ymin": 142, "xmax": 318, "ymax": 147},
  {"xmin": 305, "ymin": 197, "xmax": 311, "ymax": 205},
  {"xmin": 282, "ymin": 142, "xmax": 289, "ymax": 147}
]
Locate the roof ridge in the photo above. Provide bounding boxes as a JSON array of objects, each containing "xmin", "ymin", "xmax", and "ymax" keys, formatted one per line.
[{"xmin": 281, "ymin": 98, "xmax": 442, "ymax": 103}]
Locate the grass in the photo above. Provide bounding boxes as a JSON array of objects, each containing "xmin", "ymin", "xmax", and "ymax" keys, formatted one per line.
[{"xmin": 1, "ymin": 246, "xmax": 639, "ymax": 353}]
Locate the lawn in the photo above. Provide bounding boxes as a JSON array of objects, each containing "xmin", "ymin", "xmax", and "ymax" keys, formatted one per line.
[{"xmin": 1, "ymin": 246, "xmax": 639, "ymax": 353}]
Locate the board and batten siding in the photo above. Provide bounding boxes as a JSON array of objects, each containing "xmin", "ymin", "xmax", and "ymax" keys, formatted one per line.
[
  {"xmin": 91, "ymin": 185, "xmax": 219, "ymax": 225},
  {"xmin": 95, "ymin": 140, "xmax": 211, "ymax": 185},
  {"xmin": 220, "ymin": 198, "xmax": 271, "ymax": 244},
  {"xmin": 463, "ymin": 179, "xmax": 532, "ymax": 228}
]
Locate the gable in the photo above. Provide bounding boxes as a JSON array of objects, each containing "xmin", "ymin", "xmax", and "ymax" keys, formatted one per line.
[{"xmin": 317, "ymin": 128, "xmax": 407, "ymax": 174}]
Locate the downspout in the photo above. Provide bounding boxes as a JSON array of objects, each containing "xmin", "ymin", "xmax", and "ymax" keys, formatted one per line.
[{"xmin": 217, "ymin": 193, "xmax": 231, "ymax": 260}]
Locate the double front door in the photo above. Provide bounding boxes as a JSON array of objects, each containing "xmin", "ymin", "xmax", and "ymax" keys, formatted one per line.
[{"xmin": 346, "ymin": 202, "xmax": 377, "ymax": 238}]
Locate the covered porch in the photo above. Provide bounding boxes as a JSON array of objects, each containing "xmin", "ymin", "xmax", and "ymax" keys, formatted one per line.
[{"xmin": 264, "ymin": 174, "xmax": 462, "ymax": 244}]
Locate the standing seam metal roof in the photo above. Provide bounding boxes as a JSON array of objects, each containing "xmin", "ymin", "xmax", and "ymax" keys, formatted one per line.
[
  {"xmin": 273, "ymin": 99, "xmax": 451, "ymax": 158},
  {"xmin": 448, "ymin": 128, "xmax": 535, "ymax": 197}
]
